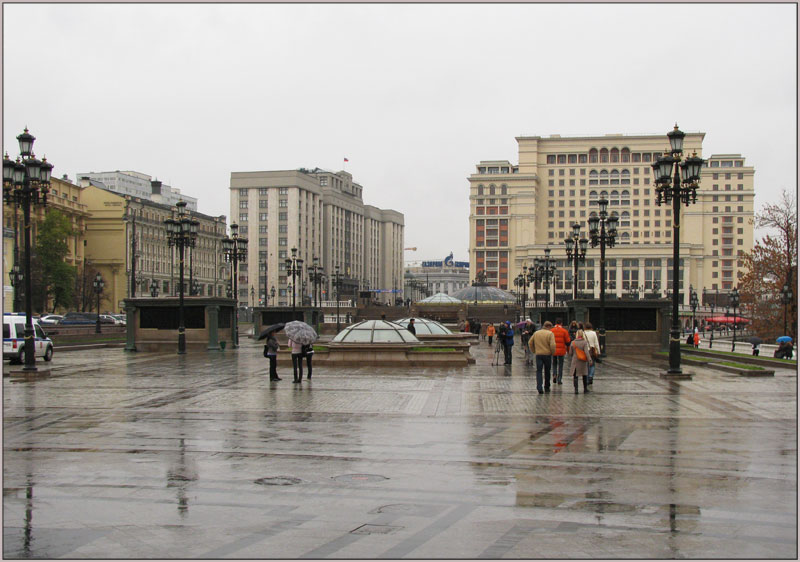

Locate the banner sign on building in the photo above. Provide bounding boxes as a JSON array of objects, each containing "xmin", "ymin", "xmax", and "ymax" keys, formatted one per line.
[{"xmin": 422, "ymin": 251, "xmax": 469, "ymax": 269}]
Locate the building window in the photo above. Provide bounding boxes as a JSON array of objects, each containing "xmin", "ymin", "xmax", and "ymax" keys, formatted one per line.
[
  {"xmin": 279, "ymin": 187, "xmax": 288, "ymax": 195},
  {"xmin": 239, "ymin": 213, "xmax": 248, "ymax": 222},
  {"xmin": 279, "ymin": 238, "xmax": 287, "ymax": 246},
  {"xmin": 259, "ymin": 213, "xmax": 267, "ymax": 221},
  {"xmin": 259, "ymin": 199, "xmax": 268, "ymax": 208},
  {"xmin": 239, "ymin": 201, "xmax": 248, "ymax": 209},
  {"xmin": 279, "ymin": 199, "xmax": 288, "ymax": 208}
]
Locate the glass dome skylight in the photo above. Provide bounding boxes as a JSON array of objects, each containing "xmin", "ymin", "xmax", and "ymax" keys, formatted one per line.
[
  {"xmin": 450, "ymin": 285, "xmax": 516, "ymax": 303},
  {"xmin": 331, "ymin": 320, "xmax": 420, "ymax": 343},
  {"xmin": 418, "ymin": 292, "xmax": 462, "ymax": 304},
  {"xmin": 393, "ymin": 318, "xmax": 453, "ymax": 335}
]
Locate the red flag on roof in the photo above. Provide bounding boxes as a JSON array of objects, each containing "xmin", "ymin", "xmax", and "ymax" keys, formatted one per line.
[{"xmin": 344, "ymin": 157, "xmax": 349, "ymax": 162}]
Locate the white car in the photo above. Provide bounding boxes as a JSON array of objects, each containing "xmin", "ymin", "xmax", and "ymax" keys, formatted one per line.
[
  {"xmin": 112, "ymin": 314, "xmax": 127, "ymax": 326},
  {"xmin": 3, "ymin": 313, "xmax": 54, "ymax": 363},
  {"xmin": 39, "ymin": 314, "xmax": 63, "ymax": 325}
]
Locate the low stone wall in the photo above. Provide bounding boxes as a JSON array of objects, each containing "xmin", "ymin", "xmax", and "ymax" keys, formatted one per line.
[{"xmin": 275, "ymin": 342, "xmax": 474, "ymax": 367}]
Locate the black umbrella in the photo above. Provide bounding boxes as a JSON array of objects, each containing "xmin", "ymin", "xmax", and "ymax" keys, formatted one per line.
[
  {"xmin": 748, "ymin": 336, "xmax": 762, "ymax": 345},
  {"xmin": 258, "ymin": 323, "xmax": 285, "ymax": 340}
]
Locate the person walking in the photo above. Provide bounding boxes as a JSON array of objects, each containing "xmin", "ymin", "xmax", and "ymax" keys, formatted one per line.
[
  {"xmin": 568, "ymin": 329, "xmax": 594, "ymax": 393},
  {"xmin": 264, "ymin": 333, "xmax": 281, "ymax": 381},
  {"xmin": 487, "ymin": 323, "xmax": 495, "ymax": 346},
  {"xmin": 568, "ymin": 320, "xmax": 579, "ymax": 343},
  {"xmin": 530, "ymin": 321, "xmax": 556, "ymax": 393},
  {"xmin": 501, "ymin": 320, "xmax": 515, "ymax": 364},
  {"xmin": 693, "ymin": 327, "xmax": 700, "ymax": 349},
  {"xmin": 406, "ymin": 318, "xmax": 416, "ymax": 335},
  {"xmin": 289, "ymin": 337, "xmax": 304, "ymax": 383},
  {"xmin": 550, "ymin": 318, "xmax": 571, "ymax": 385},
  {"xmin": 522, "ymin": 320, "xmax": 535, "ymax": 366},
  {"xmin": 583, "ymin": 321, "xmax": 600, "ymax": 386},
  {"xmin": 481, "ymin": 322, "xmax": 487, "ymax": 341},
  {"xmin": 302, "ymin": 343, "xmax": 314, "ymax": 379}
]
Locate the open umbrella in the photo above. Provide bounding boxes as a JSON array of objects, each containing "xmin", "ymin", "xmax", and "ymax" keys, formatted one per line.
[
  {"xmin": 284, "ymin": 321, "xmax": 318, "ymax": 345},
  {"xmin": 257, "ymin": 323, "xmax": 285, "ymax": 340},
  {"xmin": 748, "ymin": 336, "xmax": 762, "ymax": 345},
  {"xmin": 776, "ymin": 336, "xmax": 793, "ymax": 344}
]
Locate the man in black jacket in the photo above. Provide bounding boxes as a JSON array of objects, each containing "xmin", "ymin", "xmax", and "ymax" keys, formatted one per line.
[{"xmin": 406, "ymin": 318, "xmax": 416, "ymax": 335}]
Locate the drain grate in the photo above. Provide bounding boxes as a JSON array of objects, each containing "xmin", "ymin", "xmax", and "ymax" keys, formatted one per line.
[
  {"xmin": 351, "ymin": 524, "xmax": 402, "ymax": 535},
  {"xmin": 254, "ymin": 476, "xmax": 303, "ymax": 486},
  {"xmin": 333, "ymin": 473, "xmax": 388, "ymax": 483}
]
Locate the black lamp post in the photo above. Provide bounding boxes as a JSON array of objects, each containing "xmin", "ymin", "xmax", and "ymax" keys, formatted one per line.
[
  {"xmin": 781, "ymin": 283, "xmax": 793, "ymax": 336},
  {"xmin": 332, "ymin": 265, "xmax": 343, "ymax": 332},
  {"xmin": 250, "ymin": 286, "xmax": 255, "ymax": 308},
  {"xmin": 588, "ymin": 196, "xmax": 619, "ymax": 358},
  {"xmin": 535, "ymin": 248, "xmax": 557, "ymax": 325},
  {"xmin": 730, "ymin": 286, "xmax": 740, "ymax": 352},
  {"xmin": 270, "ymin": 285, "xmax": 276, "ymax": 306},
  {"xmin": 651, "ymin": 124, "xmax": 703, "ymax": 375},
  {"xmin": 150, "ymin": 278, "xmax": 160, "ymax": 298},
  {"xmin": 308, "ymin": 256, "xmax": 324, "ymax": 307},
  {"xmin": 564, "ymin": 222, "xmax": 588, "ymax": 300},
  {"xmin": 192, "ymin": 279, "xmax": 200, "ymax": 298},
  {"xmin": 689, "ymin": 286, "xmax": 698, "ymax": 333},
  {"xmin": 704, "ymin": 287, "xmax": 716, "ymax": 348},
  {"xmin": 514, "ymin": 268, "xmax": 531, "ymax": 321},
  {"xmin": 9, "ymin": 264, "xmax": 24, "ymax": 310},
  {"xmin": 3, "ymin": 129, "xmax": 53, "ymax": 371},
  {"xmin": 93, "ymin": 272, "xmax": 104, "ymax": 334},
  {"xmin": 165, "ymin": 200, "xmax": 199, "ymax": 354},
  {"xmin": 285, "ymin": 247, "xmax": 304, "ymax": 316},
  {"xmin": 222, "ymin": 223, "xmax": 247, "ymax": 349}
]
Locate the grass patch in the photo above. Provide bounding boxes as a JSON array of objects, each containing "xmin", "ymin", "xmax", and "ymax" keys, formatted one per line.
[
  {"xmin": 657, "ymin": 351, "xmax": 765, "ymax": 370},
  {"xmin": 411, "ymin": 347, "xmax": 456, "ymax": 353},
  {"xmin": 717, "ymin": 361, "xmax": 765, "ymax": 371},
  {"xmin": 681, "ymin": 344, "xmax": 794, "ymax": 363},
  {"xmin": 312, "ymin": 345, "xmax": 329, "ymax": 352}
]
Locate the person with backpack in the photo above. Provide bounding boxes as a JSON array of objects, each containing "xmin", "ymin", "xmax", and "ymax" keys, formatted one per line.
[{"xmin": 567, "ymin": 329, "xmax": 594, "ymax": 393}]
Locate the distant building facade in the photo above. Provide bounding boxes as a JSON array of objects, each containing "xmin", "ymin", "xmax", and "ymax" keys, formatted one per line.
[
  {"xmin": 468, "ymin": 132, "xmax": 755, "ymax": 304},
  {"xmin": 75, "ymin": 170, "xmax": 198, "ymax": 211},
  {"xmin": 229, "ymin": 168, "xmax": 404, "ymax": 306},
  {"xmin": 404, "ymin": 252, "xmax": 470, "ymax": 301}
]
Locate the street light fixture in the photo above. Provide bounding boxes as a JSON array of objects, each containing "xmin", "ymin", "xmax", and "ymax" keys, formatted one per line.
[
  {"xmin": 564, "ymin": 223, "xmax": 588, "ymax": 300},
  {"xmin": 535, "ymin": 248, "xmax": 557, "ymax": 325},
  {"xmin": 285, "ymin": 247, "xmax": 304, "ymax": 316},
  {"xmin": 730, "ymin": 286, "xmax": 740, "ymax": 352},
  {"xmin": 270, "ymin": 285, "xmax": 276, "ymax": 306},
  {"xmin": 150, "ymin": 278, "xmax": 160, "ymax": 298},
  {"xmin": 651, "ymin": 124, "xmax": 703, "ymax": 375},
  {"xmin": 332, "ymin": 265, "xmax": 343, "ymax": 332},
  {"xmin": 588, "ymin": 197, "xmax": 619, "ymax": 357},
  {"xmin": 165, "ymin": 200, "xmax": 199, "ymax": 354},
  {"xmin": 308, "ymin": 256, "xmax": 325, "ymax": 307},
  {"xmin": 93, "ymin": 272, "xmax": 105, "ymax": 334},
  {"xmin": 222, "ymin": 223, "xmax": 247, "ymax": 349},
  {"xmin": 3, "ymin": 129, "xmax": 53, "ymax": 371},
  {"xmin": 782, "ymin": 283, "xmax": 793, "ymax": 336},
  {"xmin": 514, "ymin": 267, "xmax": 531, "ymax": 321},
  {"xmin": 250, "ymin": 286, "xmax": 255, "ymax": 308},
  {"xmin": 703, "ymin": 286, "xmax": 716, "ymax": 348},
  {"xmin": 689, "ymin": 286, "xmax": 699, "ymax": 333}
]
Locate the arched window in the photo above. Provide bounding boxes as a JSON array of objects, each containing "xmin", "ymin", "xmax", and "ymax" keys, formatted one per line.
[
  {"xmin": 610, "ymin": 169, "xmax": 620, "ymax": 184},
  {"xmin": 600, "ymin": 190, "xmax": 609, "ymax": 201},
  {"xmin": 600, "ymin": 148, "xmax": 609, "ymax": 163},
  {"xmin": 501, "ymin": 184, "xmax": 507, "ymax": 195},
  {"xmin": 620, "ymin": 231, "xmax": 631, "ymax": 243},
  {"xmin": 589, "ymin": 148, "xmax": 598, "ymax": 163},
  {"xmin": 621, "ymin": 190, "xmax": 630, "ymax": 205},
  {"xmin": 610, "ymin": 148, "xmax": 619, "ymax": 163},
  {"xmin": 610, "ymin": 190, "xmax": 620, "ymax": 205},
  {"xmin": 599, "ymin": 170, "xmax": 609, "ymax": 185},
  {"xmin": 621, "ymin": 170, "xmax": 631, "ymax": 185},
  {"xmin": 477, "ymin": 185, "xmax": 484, "ymax": 195},
  {"xmin": 489, "ymin": 185, "xmax": 496, "ymax": 195},
  {"xmin": 620, "ymin": 211, "xmax": 631, "ymax": 227},
  {"xmin": 589, "ymin": 210, "xmax": 598, "ymax": 218},
  {"xmin": 621, "ymin": 148, "xmax": 631, "ymax": 162},
  {"xmin": 589, "ymin": 170, "xmax": 599, "ymax": 185}
]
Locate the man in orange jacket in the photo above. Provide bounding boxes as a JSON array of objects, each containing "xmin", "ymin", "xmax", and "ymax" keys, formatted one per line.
[
  {"xmin": 487, "ymin": 323, "xmax": 496, "ymax": 346},
  {"xmin": 550, "ymin": 318, "xmax": 571, "ymax": 385}
]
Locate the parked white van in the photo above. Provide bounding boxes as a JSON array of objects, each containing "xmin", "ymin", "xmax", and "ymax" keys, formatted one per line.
[{"xmin": 3, "ymin": 313, "xmax": 54, "ymax": 363}]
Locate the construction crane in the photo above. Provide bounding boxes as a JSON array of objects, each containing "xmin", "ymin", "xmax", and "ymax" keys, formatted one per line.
[{"xmin": 404, "ymin": 247, "xmax": 417, "ymax": 251}]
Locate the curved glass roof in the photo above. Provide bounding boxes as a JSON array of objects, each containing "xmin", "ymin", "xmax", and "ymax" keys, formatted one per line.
[
  {"xmin": 450, "ymin": 285, "xmax": 517, "ymax": 303},
  {"xmin": 418, "ymin": 292, "xmax": 462, "ymax": 304},
  {"xmin": 393, "ymin": 318, "xmax": 453, "ymax": 335},
  {"xmin": 332, "ymin": 320, "xmax": 420, "ymax": 343}
]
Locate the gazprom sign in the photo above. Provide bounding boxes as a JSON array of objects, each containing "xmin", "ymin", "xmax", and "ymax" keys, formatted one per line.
[{"xmin": 422, "ymin": 252, "xmax": 469, "ymax": 269}]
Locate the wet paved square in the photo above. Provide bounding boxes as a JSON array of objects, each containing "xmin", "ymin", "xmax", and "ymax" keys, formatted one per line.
[{"xmin": 3, "ymin": 340, "xmax": 797, "ymax": 558}]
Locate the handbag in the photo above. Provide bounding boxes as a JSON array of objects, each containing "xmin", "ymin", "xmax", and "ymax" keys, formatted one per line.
[
  {"xmin": 263, "ymin": 344, "xmax": 269, "ymax": 358},
  {"xmin": 575, "ymin": 344, "xmax": 588, "ymax": 362},
  {"xmin": 590, "ymin": 347, "xmax": 600, "ymax": 360}
]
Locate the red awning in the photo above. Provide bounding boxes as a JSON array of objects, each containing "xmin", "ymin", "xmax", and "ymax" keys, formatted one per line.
[{"xmin": 705, "ymin": 316, "xmax": 749, "ymax": 324}]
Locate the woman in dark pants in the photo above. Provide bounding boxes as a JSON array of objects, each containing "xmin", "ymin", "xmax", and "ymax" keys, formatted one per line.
[
  {"xmin": 303, "ymin": 344, "xmax": 314, "ymax": 379},
  {"xmin": 265, "ymin": 334, "xmax": 281, "ymax": 381}
]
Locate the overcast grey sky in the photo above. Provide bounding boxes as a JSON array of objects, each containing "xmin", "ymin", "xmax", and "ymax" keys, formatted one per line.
[{"xmin": 4, "ymin": 3, "xmax": 796, "ymax": 263}]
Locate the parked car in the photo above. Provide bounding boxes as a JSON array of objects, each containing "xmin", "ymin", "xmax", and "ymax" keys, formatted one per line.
[
  {"xmin": 112, "ymin": 314, "xmax": 127, "ymax": 326},
  {"xmin": 38, "ymin": 314, "xmax": 64, "ymax": 325},
  {"xmin": 3, "ymin": 313, "xmax": 54, "ymax": 363},
  {"xmin": 59, "ymin": 311, "xmax": 98, "ymax": 325},
  {"xmin": 100, "ymin": 314, "xmax": 122, "ymax": 325}
]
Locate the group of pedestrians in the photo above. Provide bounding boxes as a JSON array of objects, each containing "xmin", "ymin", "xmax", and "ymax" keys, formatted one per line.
[
  {"xmin": 263, "ymin": 333, "xmax": 314, "ymax": 383},
  {"xmin": 489, "ymin": 317, "xmax": 601, "ymax": 395}
]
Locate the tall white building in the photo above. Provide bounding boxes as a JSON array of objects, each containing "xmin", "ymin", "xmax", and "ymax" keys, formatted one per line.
[
  {"xmin": 229, "ymin": 168, "xmax": 404, "ymax": 306},
  {"xmin": 75, "ymin": 170, "xmax": 198, "ymax": 211}
]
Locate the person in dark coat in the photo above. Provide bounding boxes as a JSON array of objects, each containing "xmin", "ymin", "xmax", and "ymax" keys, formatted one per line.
[
  {"xmin": 302, "ymin": 343, "xmax": 314, "ymax": 379},
  {"xmin": 406, "ymin": 319, "xmax": 416, "ymax": 335},
  {"xmin": 265, "ymin": 334, "xmax": 281, "ymax": 381},
  {"xmin": 502, "ymin": 320, "xmax": 514, "ymax": 365}
]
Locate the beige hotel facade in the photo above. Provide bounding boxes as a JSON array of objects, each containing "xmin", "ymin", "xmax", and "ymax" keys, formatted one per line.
[
  {"xmin": 229, "ymin": 168, "xmax": 404, "ymax": 307},
  {"xmin": 468, "ymin": 132, "xmax": 755, "ymax": 304}
]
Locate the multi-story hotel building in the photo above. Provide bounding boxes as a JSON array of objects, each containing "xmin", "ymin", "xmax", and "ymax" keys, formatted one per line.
[
  {"xmin": 468, "ymin": 132, "xmax": 755, "ymax": 304},
  {"xmin": 75, "ymin": 170, "xmax": 198, "ymax": 211},
  {"xmin": 229, "ymin": 168, "xmax": 404, "ymax": 307}
]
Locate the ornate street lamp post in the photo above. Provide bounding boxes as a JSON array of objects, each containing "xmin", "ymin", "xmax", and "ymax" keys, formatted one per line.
[
  {"xmin": 332, "ymin": 265, "xmax": 343, "ymax": 332},
  {"xmin": 730, "ymin": 286, "xmax": 740, "ymax": 352},
  {"xmin": 250, "ymin": 286, "xmax": 255, "ymax": 308},
  {"xmin": 782, "ymin": 283, "xmax": 793, "ymax": 336},
  {"xmin": 270, "ymin": 285, "xmax": 276, "ymax": 306},
  {"xmin": 588, "ymin": 198, "xmax": 618, "ymax": 357},
  {"xmin": 689, "ymin": 286, "xmax": 699, "ymax": 333},
  {"xmin": 150, "ymin": 278, "xmax": 160, "ymax": 298},
  {"xmin": 703, "ymin": 287, "xmax": 716, "ymax": 348},
  {"xmin": 93, "ymin": 272, "xmax": 104, "ymax": 334},
  {"xmin": 3, "ymin": 129, "xmax": 53, "ymax": 371},
  {"xmin": 651, "ymin": 124, "xmax": 703, "ymax": 374},
  {"xmin": 285, "ymin": 247, "xmax": 304, "ymax": 316},
  {"xmin": 514, "ymin": 268, "xmax": 531, "ymax": 321},
  {"xmin": 165, "ymin": 200, "xmax": 199, "ymax": 354},
  {"xmin": 308, "ymin": 256, "xmax": 324, "ymax": 307},
  {"xmin": 564, "ymin": 223, "xmax": 588, "ymax": 301},
  {"xmin": 221, "ymin": 222, "xmax": 247, "ymax": 349},
  {"xmin": 535, "ymin": 248, "xmax": 557, "ymax": 325},
  {"xmin": 9, "ymin": 265, "xmax": 24, "ymax": 310}
]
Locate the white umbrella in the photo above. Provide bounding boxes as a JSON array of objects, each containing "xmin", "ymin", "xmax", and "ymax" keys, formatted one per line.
[{"xmin": 284, "ymin": 321, "xmax": 318, "ymax": 345}]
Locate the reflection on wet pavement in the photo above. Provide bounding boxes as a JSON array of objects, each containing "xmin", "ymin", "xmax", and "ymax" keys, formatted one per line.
[{"xmin": 3, "ymin": 339, "xmax": 796, "ymax": 558}]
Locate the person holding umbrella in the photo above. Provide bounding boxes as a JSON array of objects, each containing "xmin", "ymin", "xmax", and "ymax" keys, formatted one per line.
[
  {"xmin": 748, "ymin": 336, "xmax": 762, "ymax": 356},
  {"xmin": 284, "ymin": 321, "xmax": 319, "ymax": 382},
  {"xmin": 258, "ymin": 323, "xmax": 285, "ymax": 381}
]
